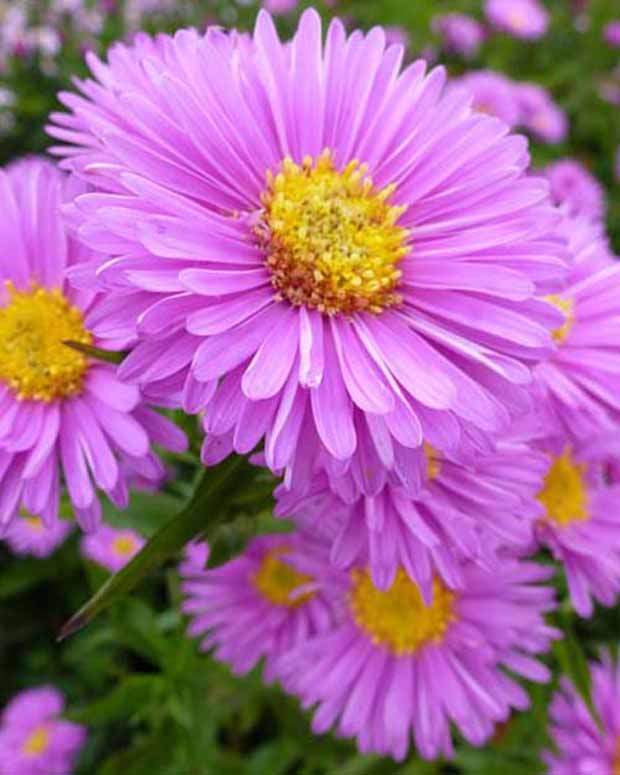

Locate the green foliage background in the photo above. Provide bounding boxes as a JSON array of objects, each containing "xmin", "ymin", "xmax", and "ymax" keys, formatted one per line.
[{"xmin": 1, "ymin": 1, "xmax": 619, "ymax": 773}]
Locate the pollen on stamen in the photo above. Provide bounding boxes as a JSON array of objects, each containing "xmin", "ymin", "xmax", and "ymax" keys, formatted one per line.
[
  {"xmin": 256, "ymin": 149, "xmax": 409, "ymax": 317},
  {"xmin": 546, "ymin": 294, "xmax": 575, "ymax": 344},
  {"xmin": 252, "ymin": 546, "xmax": 315, "ymax": 608},
  {"xmin": 538, "ymin": 448, "xmax": 590, "ymax": 527},
  {"xmin": 349, "ymin": 569, "xmax": 455, "ymax": 656},
  {"xmin": 0, "ymin": 282, "xmax": 92, "ymax": 402}
]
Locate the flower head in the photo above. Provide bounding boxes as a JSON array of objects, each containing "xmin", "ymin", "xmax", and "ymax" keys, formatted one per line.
[
  {"xmin": 277, "ymin": 553, "xmax": 558, "ymax": 761},
  {"xmin": 179, "ymin": 534, "xmax": 338, "ymax": 681},
  {"xmin": 485, "ymin": 0, "xmax": 549, "ymax": 39},
  {"xmin": 0, "ymin": 686, "xmax": 86, "ymax": 775},
  {"xmin": 432, "ymin": 13, "xmax": 485, "ymax": 58},
  {"xmin": 534, "ymin": 214, "xmax": 620, "ymax": 440},
  {"xmin": 543, "ymin": 159, "xmax": 605, "ymax": 221},
  {"xmin": 80, "ymin": 524, "xmax": 145, "ymax": 572},
  {"xmin": 515, "ymin": 83, "xmax": 568, "ymax": 144},
  {"xmin": 534, "ymin": 438, "xmax": 620, "ymax": 617},
  {"xmin": 603, "ymin": 20, "xmax": 620, "ymax": 47},
  {"xmin": 453, "ymin": 70, "xmax": 521, "ymax": 126},
  {"xmin": 544, "ymin": 653, "xmax": 620, "ymax": 774},
  {"xmin": 2, "ymin": 513, "xmax": 72, "ymax": 558},
  {"xmin": 0, "ymin": 158, "xmax": 187, "ymax": 534},
  {"xmin": 49, "ymin": 11, "xmax": 566, "ymax": 489},
  {"xmin": 275, "ymin": 431, "xmax": 548, "ymax": 596}
]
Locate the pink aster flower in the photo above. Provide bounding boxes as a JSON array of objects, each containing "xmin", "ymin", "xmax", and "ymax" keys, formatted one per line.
[
  {"xmin": 534, "ymin": 214, "xmax": 620, "ymax": 440},
  {"xmin": 432, "ymin": 13, "xmax": 485, "ymax": 58},
  {"xmin": 277, "ymin": 553, "xmax": 558, "ymax": 761},
  {"xmin": 453, "ymin": 70, "xmax": 522, "ymax": 126},
  {"xmin": 262, "ymin": 0, "xmax": 299, "ymax": 14},
  {"xmin": 2, "ymin": 513, "xmax": 72, "ymax": 558},
  {"xmin": 0, "ymin": 686, "xmax": 86, "ymax": 775},
  {"xmin": 515, "ymin": 83, "xmax": 568, "ymax": 144},
  {"xmin": 533, "ymin": 437, "xmax": 620, "ymax": 617},
  {"xmin": 0, "ymin": 158, "xmax": 187, "ymax": 534},
  {"xmin": 179, "ymin": 535, "xmax": 338, "ymax": 681},
  {"xmin": 543, "ymin": 159, "xmax": 606, "ymax": 221},
  {"xmin": 603, "ymin": 20, "xmax": 620, "ymax": 47},
  {"xmin": 275, "ymin": 430, "xmax": 548, "ymax": 596},
  {"xmin": 49, "ymin": 11, "xmax": 566, "ymax": 489},
  {"xmin": 383, "ymin": 26, "xmax": 410, "ymax": 50},
  {"xmin": 485, "ymin": 0, "xmax": 549, "ymax": 39},
  {"xmin": 80, "ymin": 524, "xmax": 145, "ymax": 571},
  {"xmin": 544, "ymin": 652, "xmax": 620, "ymax": 774}
]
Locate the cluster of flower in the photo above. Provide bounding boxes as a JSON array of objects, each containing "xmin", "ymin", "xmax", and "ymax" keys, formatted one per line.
[{"xmin": 1, "ymin": 6, "xmax": 620, "ymax": 766}]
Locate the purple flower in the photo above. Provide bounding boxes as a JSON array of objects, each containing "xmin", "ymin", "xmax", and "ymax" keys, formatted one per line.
[
  {"xmin": 0, "ymin": 686, "xmax": 86, "ymax": 775},
  {"xmin": 603, "ymin": 20, "xmax": 620, "ymax": 47},
  {"xmin": 0, "ymin": 157, "xmax": 187, "ymax": 534},
  {"xmin": 275, "ymin": 431, "xmax": 549, "ymax": 596},
  {"xmin": 432, "ymin": 13, "xmax": 485, "ymax": 58},
  {"xmin": 534, "ymin": 438, "xmax": 620, "ymax": 617},
  {"xmin": 544, "ymin": 653, "xmax": 620, "ymax": 773},
  {"xmin": 453, "ymin": 70, "xmax": 522, "ymax": 126},
  {"xmin": 179, "ymin": 535, "xmax": 338, "ymax": 681},
  {"xmin": 262, "ymin": 0, "xmax": 299, "ymax": 14},
  {"xmin": 49, "ymin": 11, "xmax": 566, "ymax": 490},
  {"xmin": 543, "ymin": 159, "xmax": 605, "ymax": 221},
  {"xmin": 534, "ymin": 214, "xmax": 620, "ymax": 441},
  {"xmin": 81, "ymin": 524, "xmax": 145, "ymax": 571},
  {"xmin": 2, "ymin": 514, "xmax": 72, "ymax": 558},
  {"xmin": 277, "ymin": 553, "xmax": 558, "ymax": 761},
  {"xmin": 485, "ymin": 0, "xmax": 549, "ymax": 39},
  {"xmin": 515, "ymin": 83, "xmax": 568, "ymax": 144},
  {"xmin": 383, "ymin": 25, "xmax": 410, "ymax": 49}
]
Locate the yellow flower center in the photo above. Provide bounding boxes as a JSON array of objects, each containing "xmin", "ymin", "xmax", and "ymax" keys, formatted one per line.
[
  {"xmin": 23, "ymin": 515, "xmax": 44, "ymax": 531},
  {"xmin": 538, "ymin": 449, "xmax": 590, "ymax": 527},
  {"xmin": 546, "ymin": 295, "xmax": 575, "ymax": 344},
  {"xmin": 258, "ymin": 150, "xmax": 409, "ymax": 316},
  {"xmin": 424, "ymin": 443, "xmax": 442, "ymax": 480},
  {"xmin": 349, "ymin": 569, "xmax": 455, "ymax": 655},
  {"xmin": 22, "ymin": 726, "xmax": 50, "ymax": 756},
  {"xmin": 0, "ymin": 282, "xmax": 92, "ymax": 402},
  {"xmin": 252, "ymin": 546, "xmax": 315, "ymax": 608},
  {"xmin": 112, "ymin": 535, "xmax": 138, "ymax": 557}
]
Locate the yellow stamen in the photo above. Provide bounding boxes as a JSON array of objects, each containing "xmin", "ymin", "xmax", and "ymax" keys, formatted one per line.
[
  {"xmin": 252, "ymin": 546, "xmax": 315, "ymax": 608},
  {"xmin": 0, "ymin": 282, "xmax": 91, "ymax": 402},
  {"xmin": 111, "ymin": 535, "xmax": 138, "ymax": 557},
  {"xmin": 257, "ymin": 149, "xmax": 409, "ymax": 316},
  {"xmin": 22, "ymin": 726, "xmax": 50, "ymax": 756},
  {"xmin": 23, "ymin": 515, "xmax": 44, "ymax": 531},
  {"xmin": 546, "ymin": 295, "xmax": 575, "ymax": 344},
  {"xmin": 349, "ymin": 569, "xmax": 455, "ymax": 655},
  {"xmin": 538, "ymin": 448, "xmax": 590, "ymax": 527},
  {"xmin": 424, "ymin": 443, "xmax": 442, "ymax": 480}
]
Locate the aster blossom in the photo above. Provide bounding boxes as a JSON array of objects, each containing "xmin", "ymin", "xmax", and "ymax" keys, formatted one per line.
[
  {"xmin": 2, "ymin": 513, "xmax": 72, "ymax": 558},
  {"xmin": 484, "ymin": 0, "xmax": 549, "ymax": 39},
  {"xmin": 277, "ymin": 552, "xmax": 559, "ymax": 761},
  {"xmin": 49, "ymin": 10, "xmax": 566, "ymax": 490},
  {"xmin": 533, "ymin": 436, "xmax": 620, "ymax": 617},
  {"xmin": 534, "ymin": 214, "xmax": 620, "ymax": 440},
  {"xmin": 275, "ymin": 429, "xmax": 549, "ymax": 596},
  {"xmin": 432, "ymin": 13, "xmax": 485, "ymax": 58},
  {"xmin": 543, "ymin": 159, "xmax": 606, "ymax": 221},
  {"xmin": 0, "ymin": 686, "xmax": 86, "ymax": 775},
  {"xmin": 0, "ymin": 157, "xmax": 187, "ymax": 533},
  {"xmin": 81, "ymin": 524, "xmax": 145, "ymax": 571},
  {"xmin": 543, "ymin": 652, "xmax": 620, "ymax": 774},
  {"xmin": 179, "ymin": 534, "xmax": 338, "ymax": 682}
]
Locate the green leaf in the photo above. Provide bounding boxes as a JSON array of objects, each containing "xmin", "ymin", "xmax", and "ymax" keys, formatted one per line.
[
  {"xmin": 62, "ymin": 340, "xmax": 126, "ymax": 364},
  {"xmin": 68, "ymin": 674, "xmax": 167, "ymax": 725},
  {"xmin": 59, "ymin": 455, "xmax": 249, "ymax": 640}
]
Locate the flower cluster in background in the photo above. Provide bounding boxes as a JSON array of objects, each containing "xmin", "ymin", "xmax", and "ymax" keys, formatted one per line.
[{"xmin": 0, "ymin": 2, "xmax": 619, "ymax": 774}]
